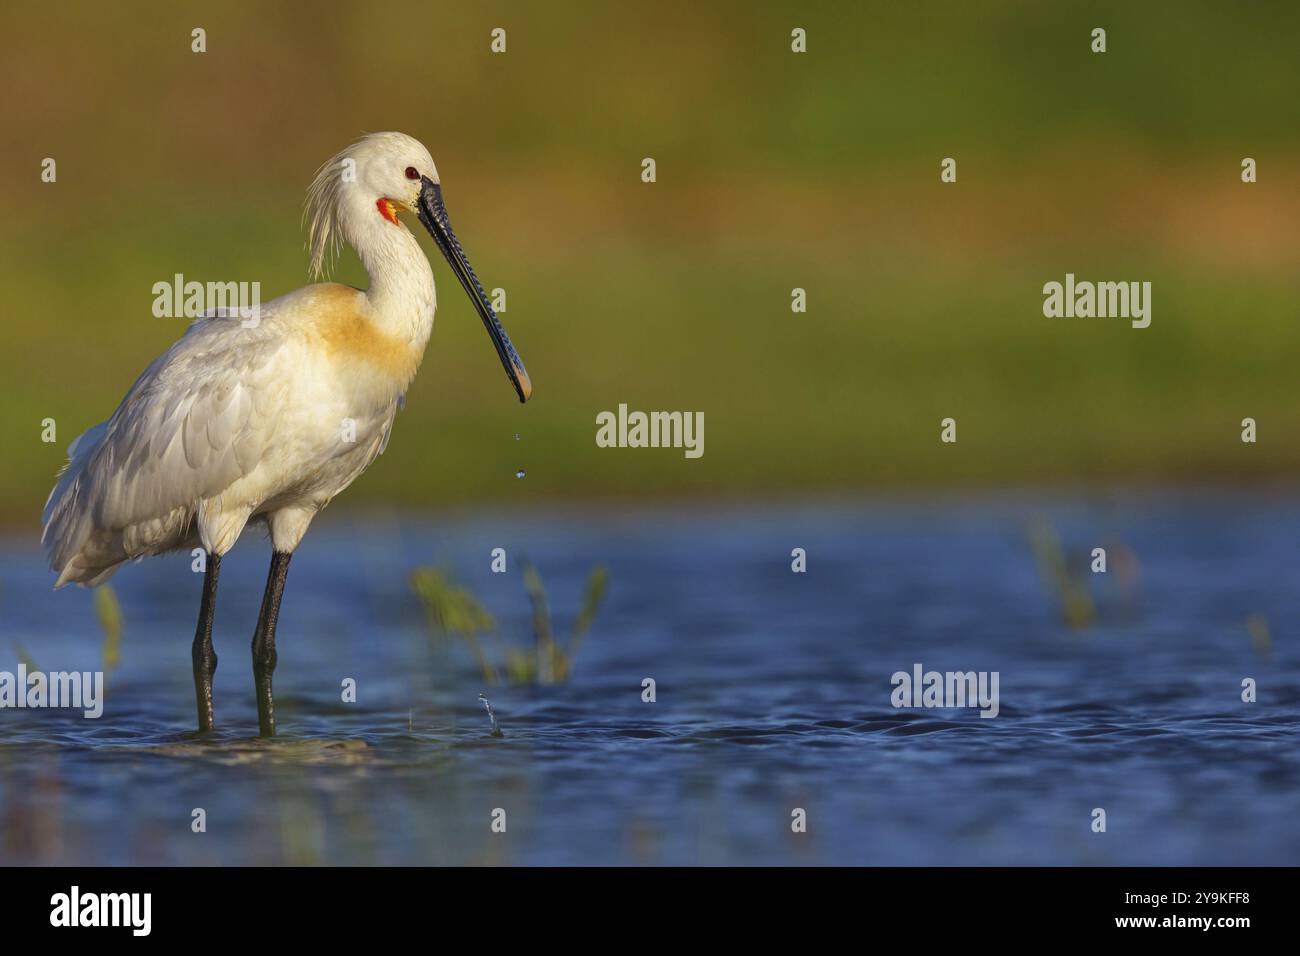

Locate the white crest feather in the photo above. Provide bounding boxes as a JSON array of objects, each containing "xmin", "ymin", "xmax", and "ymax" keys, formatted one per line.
[{"xmin": 303, "ymin": 136, "xmax": 366, "ymax": 279}]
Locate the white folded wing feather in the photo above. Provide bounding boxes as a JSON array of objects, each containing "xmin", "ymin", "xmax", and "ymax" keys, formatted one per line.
[{"xmin": 43, "ymin": 312, "xmax": 292, "ymax": 585}]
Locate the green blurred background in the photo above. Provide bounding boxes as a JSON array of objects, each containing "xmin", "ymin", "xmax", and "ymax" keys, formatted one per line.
[{"xmin": 2, "ymin": 1, "xmax": 1298, "ymax": 532}]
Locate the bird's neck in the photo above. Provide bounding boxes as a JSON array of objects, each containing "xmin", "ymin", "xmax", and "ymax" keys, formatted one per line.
[{"xmin": 355, "ymin": 216, "xmax": 436, "ymax": 349}]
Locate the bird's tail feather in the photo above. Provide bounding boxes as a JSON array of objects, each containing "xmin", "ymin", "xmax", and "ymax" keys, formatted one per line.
[{"xmin": 42, "ymin": 421, "xmax": 121, "ymax": 587}]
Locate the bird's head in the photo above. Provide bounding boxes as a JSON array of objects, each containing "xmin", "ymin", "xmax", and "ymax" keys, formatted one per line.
[{"xmin": 306, "ymin": 131, "xmax": 531, "ymax": 403}]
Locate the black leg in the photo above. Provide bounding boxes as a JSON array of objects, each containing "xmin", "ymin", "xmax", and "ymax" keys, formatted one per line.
[
  {"xmin": 191, "ymin": 552, "xmax": 221, "ymax": 732},
  {"xmin": 252, "ymin": 551, "xmax": 292, "ymax": 737}
]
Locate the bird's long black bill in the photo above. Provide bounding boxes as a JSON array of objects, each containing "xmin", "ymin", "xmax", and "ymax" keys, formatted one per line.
[{"xmin": 416, "ymin": 177, "xmax": 532, "ymax": 403}]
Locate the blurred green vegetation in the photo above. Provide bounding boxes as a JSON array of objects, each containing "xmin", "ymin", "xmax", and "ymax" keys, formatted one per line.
[
  {"xmin": 411, "ymin": 561, "xmax": 609, "ymax": 685},
  {"xmin": 1026, "ymin": 517, "xmax": 1097, "ymax": 630},
  {"xmin": 93, "ymin": 584, "xmax": 123, "ymax": 683},
  {"xmin": 2, "ymin": 1, "xmax": 1300, "ymax": 530}
]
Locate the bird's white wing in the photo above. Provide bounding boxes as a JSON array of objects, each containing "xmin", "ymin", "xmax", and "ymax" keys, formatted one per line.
[
  {"xmin": 44, "ymin": 311, "xmax": 293, "ymax": 577},
  {"xmin": 105, "ymin": 322, "xmax": 288, "ymax": 522}
]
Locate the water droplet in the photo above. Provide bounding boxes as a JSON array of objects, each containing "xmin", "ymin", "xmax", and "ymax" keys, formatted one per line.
[
  {"xmin": 478, "ymin": 693, "xmax": 504, "ymax": 737},
  {"xmin": 515, "ymin": 468, "xmax": 525, "ymax": 479}
]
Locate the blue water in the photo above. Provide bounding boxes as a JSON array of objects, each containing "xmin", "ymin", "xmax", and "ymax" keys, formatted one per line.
[{"xmin": 1, "ymin": 491, "xmax": 1297, "ymax": 865}]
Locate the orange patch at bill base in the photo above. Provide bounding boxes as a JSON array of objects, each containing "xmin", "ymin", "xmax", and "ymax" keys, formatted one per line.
[{"xmin": 376, "ymin": 198, "xmax": 399, "ymax": 225}]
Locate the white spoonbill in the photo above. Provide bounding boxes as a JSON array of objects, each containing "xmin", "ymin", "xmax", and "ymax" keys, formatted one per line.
[{"xmin": 42, "ymin": 132, "xmax": 531, "ymax": 736}]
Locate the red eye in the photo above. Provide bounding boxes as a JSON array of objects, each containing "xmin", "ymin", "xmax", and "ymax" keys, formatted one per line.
[{"xmin": 404, "ymin": 166, "xmax": 419, "ymax": 180}]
